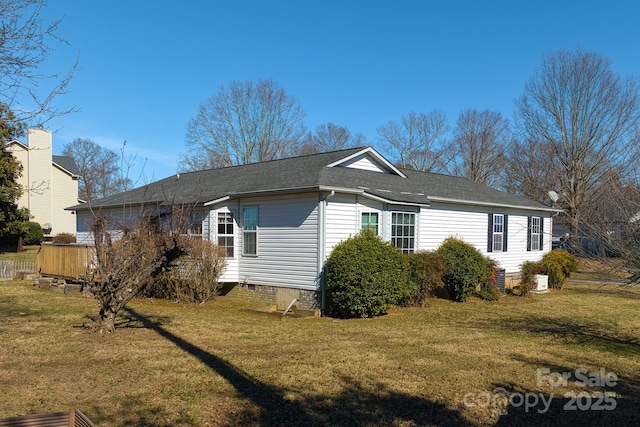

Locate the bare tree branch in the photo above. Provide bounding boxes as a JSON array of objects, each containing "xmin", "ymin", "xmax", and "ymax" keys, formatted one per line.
[{"xmin": 181, "ymin": 79, "xmax": 306, "ymax": 171}]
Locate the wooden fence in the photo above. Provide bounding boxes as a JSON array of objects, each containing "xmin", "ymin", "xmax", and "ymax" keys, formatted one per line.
[
  {"xmin": 0, "ymin": 408, "xmax": 95, "ymax": 427},
  {"xmin": 36, "ymin": 244, "xmax": 96, "ymax": 281}
]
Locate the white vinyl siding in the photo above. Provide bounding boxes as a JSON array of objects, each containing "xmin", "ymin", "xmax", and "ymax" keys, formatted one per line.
[
  {"xmin": 325, "ymin": 194, "xmax": 383, "ymax": 259},
  {"xmin": 336, "ymin": 154, "xmax": 389, "ymax": 172},
  {"xmin": 238, "ymin": 194, "xmax": 319, "ymax": 290},
  {"xmin": 417, "ymin": 203, "xmax": 552, "ymax": 273}
]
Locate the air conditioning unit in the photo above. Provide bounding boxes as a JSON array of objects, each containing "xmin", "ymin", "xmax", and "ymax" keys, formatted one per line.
[{"xmin": 532, "ymin": 274, "xmax": 549, "ymax": 293}]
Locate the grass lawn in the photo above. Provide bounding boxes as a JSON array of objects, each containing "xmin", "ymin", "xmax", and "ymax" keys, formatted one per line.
[
  {"xmin": 1, "ymin": 280, "xmax": 638, "ymax": 426},
  {"xmin": 0, "ymin": 245, "xmax": 39, "ymax": 263}
]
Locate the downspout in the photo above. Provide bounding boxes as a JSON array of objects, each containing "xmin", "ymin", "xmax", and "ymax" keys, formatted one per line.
[{"xmin": 318, "ymin": 190, "xmax": 335, "ymax": 316}]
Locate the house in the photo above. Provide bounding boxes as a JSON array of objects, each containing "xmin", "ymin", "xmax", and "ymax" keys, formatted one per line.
[
  {"xmin": 4, "ymin": 128, "xmax": 81, "ymax": 237},
  {"xmin": 67, "ymin": 147, "xmax": 556, "ymax": 311}
]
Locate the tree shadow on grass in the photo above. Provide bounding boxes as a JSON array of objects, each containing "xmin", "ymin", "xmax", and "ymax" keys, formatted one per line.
[
  {"xmin": 491, "ymin": 314, "xmax": 639, "ymax": 358},
  {"xmin": 123, "ymin": 307, "xmax": 469, "ymax": 426},
  {"xmin": 566, "ymin": 282, "xmax": 640, "ymax": 300},
  {"xmin": 486, "ymin": 355, "xmax": 640, "ymax": 426}
]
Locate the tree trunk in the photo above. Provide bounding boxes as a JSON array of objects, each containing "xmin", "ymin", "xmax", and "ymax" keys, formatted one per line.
[{"xmin": 94, "ymin": 306, "xmax": 117, "ymax": 334}]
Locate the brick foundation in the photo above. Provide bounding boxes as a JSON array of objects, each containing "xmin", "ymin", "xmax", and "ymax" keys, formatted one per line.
[{"xmin": 221, "ymin": 283, "xmax": 320, "ymax": 310}]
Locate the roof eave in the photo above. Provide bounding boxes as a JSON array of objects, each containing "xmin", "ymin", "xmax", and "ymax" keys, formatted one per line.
[{"xmin": 427, "ymin": 196, "xmax": 560, "ymax": 213}]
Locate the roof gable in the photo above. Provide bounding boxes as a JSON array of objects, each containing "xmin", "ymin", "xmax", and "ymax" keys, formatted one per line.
[{"xmin": 326, "ymin": 147, "xmax": 406, "ymax": 177}]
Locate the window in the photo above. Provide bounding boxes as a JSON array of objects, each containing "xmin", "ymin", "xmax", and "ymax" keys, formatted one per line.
[
  {"xmin": 242, "ymin": 207, "xmax": 258, "ymax": 256},
  {"xmin": 361, "ymin": 212, "xmax": 379, "ymax": 234},
  {"xmin": 391, "ymin": 212, "xmax": 415, "ymax": 254},
  {"xmin": 217, "ymin": 212, "xmax": 234, "ymax": 257},
  {"xmin": 187, "ymin": 211, "xmax": 204, "ymax": 239},
  {"xmin": 488, "ymin": 214, "xmax": 508, "ymax": 252},
  {"xmin": 528, "ymin": 216, "xmax": 543, "ymax": 251}
]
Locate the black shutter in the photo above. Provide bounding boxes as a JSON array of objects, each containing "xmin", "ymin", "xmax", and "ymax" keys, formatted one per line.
[
  {"xmin": 503, "ymin": 215, "xmax": 508, "ymax": 252},
  {"xmin": 527, "ymin": 216, "xmax": 532, "ymax": 252},
  {"xmin": 487, "ymin": 213, "xmax": 493, "ymax": 252},
  {"xmin": 539, "ymin": 217, "xmax": 544, "ymax": 251}
]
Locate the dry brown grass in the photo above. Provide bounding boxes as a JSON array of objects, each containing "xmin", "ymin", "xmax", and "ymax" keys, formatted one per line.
[{"xmin": 1, "ymin": 279, "xmax": 639, "ymax": 426}]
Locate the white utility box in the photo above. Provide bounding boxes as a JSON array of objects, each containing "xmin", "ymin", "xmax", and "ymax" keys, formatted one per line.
[{"xmin": 533, "ymin": 274, "xmax": 549, "ymax": 293}]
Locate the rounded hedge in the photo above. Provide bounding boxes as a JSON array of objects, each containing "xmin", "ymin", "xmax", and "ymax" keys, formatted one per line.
[
  {"xmin": 325, "ymin": 228, "xmax": 410, "ymax": 318},
  {"xmin": 23, "ymin": 221, "xmax": 44, "ymax": 245},
  {"xmin": 436, "ymin": 237, "xmax": 488, "ymax": 302}
]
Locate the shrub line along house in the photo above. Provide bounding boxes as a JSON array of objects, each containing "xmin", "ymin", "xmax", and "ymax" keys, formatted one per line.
[{"xmin": 67, "ymin": 147, "xmax": 557, "ymax": 312}]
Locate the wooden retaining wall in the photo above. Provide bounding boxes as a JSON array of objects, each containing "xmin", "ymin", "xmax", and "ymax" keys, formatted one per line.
[{"xmin": 36, "ymin": 244, "xmax": 96, "ymax": 281}]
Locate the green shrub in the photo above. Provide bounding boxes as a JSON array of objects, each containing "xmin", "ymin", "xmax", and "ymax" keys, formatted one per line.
[
  {"xmin": 518, "ymin": 260, "xmax": 544, "ymax": 296},
  {"xmin": 404, "ymin": 251, "xmax": 447, "ymax": 307},
  {"xmin": 22, "ymin": 221, "xmax": 44, "ymax": 245},
  {"xmin": 541, "ymin": 249, "xmax": 578, "ymax": 289},
  {"xmin": 436, "ymin": 237, "xmax": 488, "ymax": 302},
  {"xmin": 477, "ymin": 281, "xmax": 502, "ymax": 301},
  {"xmin": 52, "ymin": 233, "xmax": 76, "ymax": 244},
  {"xmin": 326, "ymin": 228, "xmax": 410, "ymax": 318},
  {"xmin": 476, "ymin": 257, "xmax": 502, "ymax": 301}
]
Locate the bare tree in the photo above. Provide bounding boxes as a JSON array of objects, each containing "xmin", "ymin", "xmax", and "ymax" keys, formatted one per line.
[
  {"xmin": 87, "ymin": 205, "xmax": 228, "ymax": 333},
  {"xmin": 503, "ymin": 138, "xmax": 560, "ymax": 204},
  {"xmin": 181, "ymin": 79, "xmax": 306, "ymax": 171},
  {"xmin": 449, "ymin": 109, "xmax": 509, "ymax": 187},
  {"xmin": 377, "ymin": 111, "xmax": 449, "ymax": 172},
  {"xmin": 299, "ymin": 122, "xmax": 366, "ymax": 155},
  {"xmin": 88, "ymin": 214, "xmax": 186, "ymax": 333},
  {"xmin": 515, "ymin": 48, "xmax": 640, "ymax": 242},
  {"xmin": 0, "ymin": 0, "xmax": 77, "ymax": 126},
  {"xmin": 62, "ymin": 138, "xmax": 132, "ymax": 201}
]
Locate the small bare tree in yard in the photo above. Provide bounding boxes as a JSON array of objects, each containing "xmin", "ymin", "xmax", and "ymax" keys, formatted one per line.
[{"xmin": 88, "ymin": 215, "xmax": 186, "ymax": 334}]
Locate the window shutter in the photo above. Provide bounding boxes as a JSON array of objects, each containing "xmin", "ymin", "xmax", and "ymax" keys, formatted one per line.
[
  {"xmin": 527, "ymin": 216, "xmax": 532, "ymax": 252},
  {"xmin": 487, "ymin": 213, "xmax": 493, "ymax": 252},
  {"xmin": 539, "ymin": 217, "xmax": 544, "ymax": 251},
  {"xmin": 503, "ymin": 215, "xmax": 508, "ymax": 252}
]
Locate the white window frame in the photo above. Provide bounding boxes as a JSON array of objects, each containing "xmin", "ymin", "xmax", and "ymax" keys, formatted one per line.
[
  {"xmin": 530, "ymin": 216, "xmax": 541, "ymax": 251},
  {"xmin": 217, "ymin": 211, "xmax": 235, "ymax": 258},
  {"xmin": 391, "ymin": 212, "xmax": 416, "ymax": 254},
  {"xmin": 361, "ymin": 211, "xmax": 380, "ymax": 235},
  {"xmin": 242, "ymin": 206, "xmax": 258, "ymax": 256},
  {"xmin": 493, "ymin": 214, "xmax": 504, "ymax": 252}
]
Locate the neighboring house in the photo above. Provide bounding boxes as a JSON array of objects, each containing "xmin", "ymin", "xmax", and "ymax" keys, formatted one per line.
[
  {"xmin": 68, "ymin": 147, "xmax": 557, "ymax": 311},
  {"xmin": 4, "ymin": 128, "xmax": 81, "ymax": 237}
]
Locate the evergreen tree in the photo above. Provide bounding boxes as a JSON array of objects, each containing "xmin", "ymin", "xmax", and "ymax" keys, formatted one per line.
[{"xmin": 0, "ymin": 103, "xmax": 29, "ymax": 244}]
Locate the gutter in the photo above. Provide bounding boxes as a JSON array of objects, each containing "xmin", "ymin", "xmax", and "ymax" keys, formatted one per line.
[{"xmin": 427, "ymin": 196, "xmax": 561, "ymax": 213}]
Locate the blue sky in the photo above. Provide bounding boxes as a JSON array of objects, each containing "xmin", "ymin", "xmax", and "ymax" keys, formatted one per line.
[{"xmin": 35, "ymin": 0, "xmax": 640, "ymax": 185}]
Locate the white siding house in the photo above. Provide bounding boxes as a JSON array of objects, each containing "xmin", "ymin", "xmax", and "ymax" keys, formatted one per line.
[
  {"xmin": 68, "ymin": 147, "xmax": 557, "ymax": 311},
  {"xmin": 5, "ymin": 128, "xmax": 81, "ymax": 237}
]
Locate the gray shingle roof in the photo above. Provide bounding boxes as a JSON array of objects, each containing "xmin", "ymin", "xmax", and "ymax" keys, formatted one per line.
[
  {"xmin": 53, "ymin": 155, "xmax": 81, "ymax": 176},
  {"xmin": 68, "ymin": 147, "xmax": 551, "ymax": 212}
]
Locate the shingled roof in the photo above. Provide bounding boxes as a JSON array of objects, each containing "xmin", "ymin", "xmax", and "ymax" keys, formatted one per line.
[
  {"xmin": 68, "ymin": 147, "xmax": 553, "ymax": 212},
  {"xmin": 53, "ymin": 155, "xmax": 81, "ymax": 177}
]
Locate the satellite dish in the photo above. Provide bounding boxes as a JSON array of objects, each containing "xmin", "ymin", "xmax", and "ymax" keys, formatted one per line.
[{"xmin": 548, "ymin": 190, "xmax": 559, "ymax": 203}]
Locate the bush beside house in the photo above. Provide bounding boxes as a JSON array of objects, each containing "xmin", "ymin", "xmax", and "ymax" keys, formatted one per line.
[
  {"xmin": 518, "ymin": 249, "xmax": 578, "ymax": 294},
  {"xmin": 325, "ymin": 228, "xmax": 411, "ymax": 318},
  {"xmin": 436, "ymin": 237, "xmax": 495, "ymax": 302}
]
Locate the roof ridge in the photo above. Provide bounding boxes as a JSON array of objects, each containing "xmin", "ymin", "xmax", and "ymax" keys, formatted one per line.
[{"xmin": 176, "ymin": 146, "xmax": 369, "ymax": 175}]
